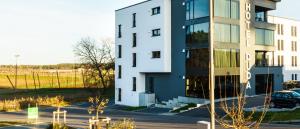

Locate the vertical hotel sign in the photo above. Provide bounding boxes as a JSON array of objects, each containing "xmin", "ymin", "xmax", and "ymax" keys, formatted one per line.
[{"xmin": 245, "ymin": 1, "xmax": 252, "ymax": 89}]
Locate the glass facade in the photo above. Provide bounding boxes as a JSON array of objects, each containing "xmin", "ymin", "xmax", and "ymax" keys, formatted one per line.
[
  {"xmin": 255, "ymin": 74, "xmax": 274, "ymax": 94},
  {"xmin": 215, "ymin": 23, "xmax": 240, "ymax": 43},
  {"xmin": 186, "ymin": 22, "xmax": 209, "ymax": 44},
  {"xmin": 256, "ymin": 29, "xmax": 274, "ymax": 46},
  {"xmin": 255, "ymin": 11, "xmax": 267, "ymax": 22},
  {"xmin": 214, "ymin": 0, "xmax": 239, "ymax": 19},
  {"xmin": 186, "ymin": 48, "xmax": 209, "ymax": 70},
  {"xmin": 186, "ymin": 0, "xmax": 209, "ymax": 20},
  {"xmin": 215, "ymin": 75, "xmax": 240, "ymax": 98},
  {"xmin": 186, "ymin": 76, "xmax": 209, "ymax": 98},
  {"xmin": 214, "ymin": 49, "xmax": 240, "ymax": 68}
]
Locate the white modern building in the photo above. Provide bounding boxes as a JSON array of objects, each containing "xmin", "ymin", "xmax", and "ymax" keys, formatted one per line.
[
  {"xmin": 115, "ymin": 0, "xmax": 287, "ymax": 107},
  {"xmin": 269, "ymin": 16, "xmax": 300, "ymax": 82},
  {"xmin": 115, "ymin": 0, "xmax": 172, "ymax": 106}
]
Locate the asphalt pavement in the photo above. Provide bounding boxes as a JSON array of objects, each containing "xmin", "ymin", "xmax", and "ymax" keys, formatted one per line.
[{"xmin": 0, "ymin": 96, "xmax": 299, "ymax": 129}]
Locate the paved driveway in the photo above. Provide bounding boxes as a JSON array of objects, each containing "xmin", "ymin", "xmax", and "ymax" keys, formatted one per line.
[
  {"xmin": 0, "ymin": 98, "xmax": 299, "ymax": 129},
  {"xmin": 179, "ymin": 95, "xmax": 267, "ymax": 118}
]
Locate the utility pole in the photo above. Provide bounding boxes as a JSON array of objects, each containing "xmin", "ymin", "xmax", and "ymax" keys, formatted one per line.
[
  {"xmin": 209, "ymin": 0, "xmax": 215, "ymax": 128},
  {"xmin": 14, "ymin": 54, "xmax": 20, "ymax": 89}
]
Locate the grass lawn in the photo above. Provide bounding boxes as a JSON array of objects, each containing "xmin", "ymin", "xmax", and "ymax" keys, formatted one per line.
[
  {"xmin": 247, "ymin": 108, "xmax": 300, "ymax": 122},
  {"xmin": 124, "ymin": 106, "xmax": 147, "ymax": 111},
  {"xmin": 0, "ymin": 121, "xmax": 28, "ymax": 127}
]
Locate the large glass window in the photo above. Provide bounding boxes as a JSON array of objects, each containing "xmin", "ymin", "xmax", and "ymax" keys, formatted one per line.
[
  {"xmin": 214, "ymin": 49, "xmax": 240, "ymax": 68},
  {"xmin": 214, "ymin": 0, "xmax": 239, "ymax": 19},
  {"xmin": 186, "ymin": 22, "xmax": 209, "ymax": 44},
  {"xmin": 186, "ymin": 48, "xmax": 209, "ymax": 69},
  {"xmin": 256, "ymin": 29, "xmax": 274, "ymax": 46},
  {"xmin": 214, "ymin": 23, "xmax": 240, "ymax": 43},
  {"xmin": 255, "ymin": 51, "xmax": 273, "ymax": 67},
  {"xmin": 186, "ymin": 0, "xmax": 209, "ymax": 20}
]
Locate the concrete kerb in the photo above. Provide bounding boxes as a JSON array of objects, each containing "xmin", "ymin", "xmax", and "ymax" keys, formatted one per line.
[
  {"xmin": 244, "ymin": 106, "xmax": 300, "ymax": 112},
  {"xmin": 0, "ymin": 122, "xmax": 46, "ymax": 129},
  {"xmin": 175, "ymin": 95, "xmax": 262, "ymax": 114}
]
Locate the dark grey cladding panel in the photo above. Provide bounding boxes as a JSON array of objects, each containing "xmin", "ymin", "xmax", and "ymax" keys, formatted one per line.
[
  {"xmin": 254, "ymin": 0, "xmax": 278, "ymax": 10},
  {"xmin": 185, "ymin": 17, "xmax": 210, "ymax": 26},
  {"xmin": 145, "ymin": 0, "xmax": 186, "ymax": 101}
]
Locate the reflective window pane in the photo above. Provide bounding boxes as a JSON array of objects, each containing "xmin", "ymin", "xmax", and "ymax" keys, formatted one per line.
[
  {"xmin": 186, "ymin": 0, "xmax": 209, "ymax": 20},
  {"xmin": 214, "ymin": 0, "xmax": 239, "ymax": 19},
  {"xmin": 256, "ymin": 29, "xmax": 274, "ymax": 46},
  {"xmin": 231, "ymin": 25, "xmax": 240, "ymax": 43},
  {"xmin": 194, "ymin": 0, "xmax": 209, "ymax": 18},
  {"xmin": 231, "ymin": 0, "xmax": 240, "ymax": 19},
  {"xmin": 265, "ymin": 30, "xmax": 274, "ymax": 45},
  {"xmin": 214, "ymin": 49, "xmax": 240, "ymax": 68},
  {"xmin": 186, "ymin": 22, "xmax": 209, "ymax": 44},
  {"xmin": 215, "ymin": 23, "xmax": 231, "ymax": 43},
  {"xmin": 256, "ymin": 29, "xmax": 265, "ymax": 45}
]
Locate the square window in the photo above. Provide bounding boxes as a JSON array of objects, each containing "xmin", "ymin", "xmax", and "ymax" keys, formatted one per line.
[
  {"xmin": 152, "ymin": 51, "xmax": 161, "ymax": 58},
  {"xmin": 152, "ymin": 29, "xmax": 161, "ymax": 37},
  {"xmin": 152, "ymin": 7, "xmax": 160, "ymax": 15}
]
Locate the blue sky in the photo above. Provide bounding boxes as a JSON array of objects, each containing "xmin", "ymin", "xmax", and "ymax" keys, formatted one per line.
[{"xmin": 0, "ymin": 0, "xmax": 299, "ymax": 65}]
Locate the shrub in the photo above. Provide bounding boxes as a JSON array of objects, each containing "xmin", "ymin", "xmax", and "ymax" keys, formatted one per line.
[
  {"xmin": 0, "ymin": 99, "xmax": 21, "ymax": 112},
  {"xmin": 46, "ymin": 123, "xmax": 75, "ymax": 129},
  {"xmin": 0, "ymin": 96, "xmax": 68, "ymax": 112},
  {"xmin": 108, "ymin": 119, "xmax": 136, "ymax": 129},
  {"xmin": 283, "ymin": 80, "xmax": 300, "ymax": 90}
]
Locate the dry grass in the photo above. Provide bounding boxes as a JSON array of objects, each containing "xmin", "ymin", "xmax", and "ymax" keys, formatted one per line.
[
  {"xmin": 0, "ymin": 74, "xmax": 84, "ymax": 89},
  {"xmin": 0, "ymin": 96, "xmax": 69, "ymax": 112},
  {"xmin": 108, "ymin": 119, "xmax": 136, "ymax": 129}
]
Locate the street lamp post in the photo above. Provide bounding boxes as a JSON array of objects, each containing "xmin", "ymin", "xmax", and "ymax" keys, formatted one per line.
[
  {"xmin": 209, "ymin": 0, "xmax": 215, "ymax": 129},
  {"xmin": 14, "ymin": 54, "xmax": 20, "ymax": 89}
]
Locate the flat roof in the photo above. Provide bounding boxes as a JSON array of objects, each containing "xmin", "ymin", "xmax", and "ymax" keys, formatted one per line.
[
  {"xmin": 115, "ymin": 0, "xmax": 151, "ymax": 12},
  {"xmin": 269, "ymin": 15, "xmax": 300, "ymax": 22}
]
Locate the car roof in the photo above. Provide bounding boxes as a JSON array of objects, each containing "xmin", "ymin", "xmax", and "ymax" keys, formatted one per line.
[
  {"xmin": 274, "ymin": 90, "xmax": 294, "ymax": 93},
  {"xmin": 291, "ymin": 88, "xmax": 300, "ymax": 90}
]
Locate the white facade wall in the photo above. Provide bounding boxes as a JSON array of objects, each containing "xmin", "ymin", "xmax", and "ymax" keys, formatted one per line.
[
  {"xmin": 269, "ymin": 16, "xmax": 300, "ymax": 82},
  {"xmin": 115, "ymin": 0, "xmax": 171, "ymax": 106}
]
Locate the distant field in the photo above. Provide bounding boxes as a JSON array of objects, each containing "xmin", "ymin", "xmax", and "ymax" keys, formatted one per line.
[{"xmin": 0, "ymin": 68, "xmax": 84, "ymax": 89}]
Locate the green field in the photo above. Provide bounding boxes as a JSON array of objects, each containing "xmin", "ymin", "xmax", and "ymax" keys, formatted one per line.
[
  {"xmin": 0, "ymin": 69, "xmax": 84, "ymax": 89},
  {"xmin": 0, "ymin": 74, "xmax": 83, "ymax": 89},
  {"xmin": 249, "ymin": 108, "xmax": 300, "ymax": 122}
]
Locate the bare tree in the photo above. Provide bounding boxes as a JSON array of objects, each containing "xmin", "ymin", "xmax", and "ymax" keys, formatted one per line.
[
  {"xmin": 74, "ymin": 37, "xmax": 115, "ymax": 94},
  {"xmin": 200, "ymin": 75, "xmax": 272, "ymax": 129}
]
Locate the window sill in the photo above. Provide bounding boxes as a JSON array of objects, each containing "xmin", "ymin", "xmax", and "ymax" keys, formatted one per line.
[
  {"xmin": 151, "ymin": 13, "xmax": 160, "ymax": 16},
  {"xmin": 152, "ymin": 35, "xmax": 161, "ymax": 37}
]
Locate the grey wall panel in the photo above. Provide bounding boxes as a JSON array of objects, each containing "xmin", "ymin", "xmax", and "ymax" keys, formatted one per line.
[{"xmin": 146, "ymin": 0, "xmax": 186, "ymax": 101}]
